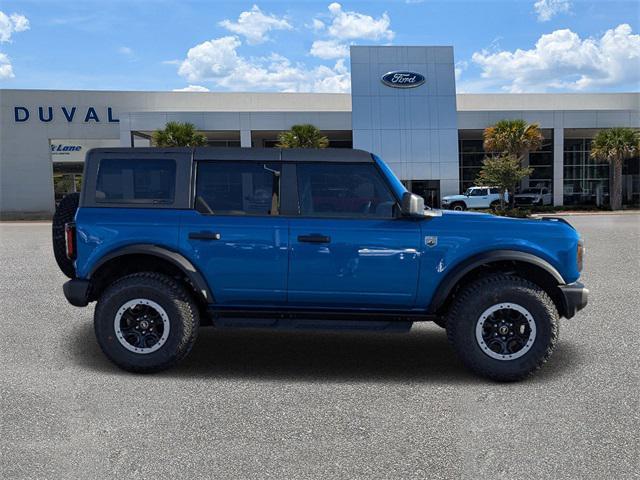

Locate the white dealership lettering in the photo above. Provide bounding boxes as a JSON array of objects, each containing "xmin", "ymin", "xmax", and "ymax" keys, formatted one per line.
[{"xmin": 392, "ymin": 73, "xmax": 417, "ymax": 84}]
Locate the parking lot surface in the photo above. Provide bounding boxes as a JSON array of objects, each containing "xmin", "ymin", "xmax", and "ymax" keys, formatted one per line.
[{"xmin": 1, "ymin": 215, "xmax": 638, "ymax": 479}]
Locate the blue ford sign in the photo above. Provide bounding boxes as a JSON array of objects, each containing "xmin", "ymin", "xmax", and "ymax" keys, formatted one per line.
[{"xmin": 381, "ymin": 71, "xmax": 425, "ymax": 88}]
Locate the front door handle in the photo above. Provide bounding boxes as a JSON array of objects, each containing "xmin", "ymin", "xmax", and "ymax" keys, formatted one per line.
[
  {"xmin": 189, "ymin": 231, "xmax": 221, "ymax": 241},
  {"xmin": 298, "ymin": 234, "xmax": 331, "ymax": 244}
]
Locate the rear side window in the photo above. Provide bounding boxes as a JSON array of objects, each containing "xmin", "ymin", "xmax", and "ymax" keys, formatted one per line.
[
  {"xmin": 196, "ymin": 162, "xmax": 281, "ymax": 215},
  {"xmin": 489, "ymin": 188, "xmax": 500, "ymax": 194},
  {"xmin": 96, "ymin": 158, "xmax": 176, "ymax": 203},
  {"xmin": 296, "ymin": 163, "xmax": 396, "ymax": 218}
]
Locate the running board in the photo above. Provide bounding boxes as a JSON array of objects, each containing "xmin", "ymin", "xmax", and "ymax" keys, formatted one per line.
[
  {"xmin": 207, "ymin": 308, "xmax": 435, "ymax": 332},
  {"xmin": 214, "ymin": 317, "xmax": 412, "ymax": 332}
]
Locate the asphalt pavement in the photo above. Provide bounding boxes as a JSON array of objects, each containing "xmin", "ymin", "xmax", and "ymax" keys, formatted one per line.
[{"xmin": 0, "ymin": 215, "xmax": 638, "ymax": 479}]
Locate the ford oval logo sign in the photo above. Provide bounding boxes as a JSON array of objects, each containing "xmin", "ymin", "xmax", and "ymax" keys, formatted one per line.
[{"xmin": 381, "ymin": 71, "xmax": 425, "ymax": 88}]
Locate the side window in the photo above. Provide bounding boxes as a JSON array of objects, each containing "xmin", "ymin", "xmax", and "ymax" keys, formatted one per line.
[
  {"xmin": 96, "ymin": 158, "xmax": 176, "ymax": 203},
  {"xmin": 542, "ymin": 188, "xmax": 549, "ymax": 194},
  {"xmin": 296, "ymin": 163, "xmax": 397, "ymax": 218},
  {"xmin": 489, "ymin": 188, "xmax": 500, "ymax": 194},
  {"xmin": 196, "ymin": 162, "xmax": 280, "ymax": 215},
  {"xmin": 469, "ymin": 189, "xmax": 484, "ymax": 196}
]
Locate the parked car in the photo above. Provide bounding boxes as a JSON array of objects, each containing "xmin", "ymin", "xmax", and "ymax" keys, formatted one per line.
[
  {"xmin": 53, "ymin": 148, "xmax": 587, "ymax": 381},
  {"xmin": 515, "ymin": 187, "xmax": 553, "ymax": 206},
  {"xmin": 441, "ymin": 186, "xmax": 507, "ymax": 210}
]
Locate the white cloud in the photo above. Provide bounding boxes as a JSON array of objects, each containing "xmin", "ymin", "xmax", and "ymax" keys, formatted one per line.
[
  {"xmin": 308, "ymin": 3, "xmax": 394, "ymax": 59},
  {"xmin": 311, "ymin": 18, "xmax": 325, "ymax": 32},
  {"xmin": 324, "ymin": 3, "xmax": 394, "ymax": 41},
  {"xmin": 177, "ymin": 35, "xmax": 350, "ymax": 93},
  {"xmin": 533, "ymin": 0, "xmax": 571, "ymax": 22},
  {"xmin": 0, "ymin": 52, "xmax": 14, "ymax": 79},
  {"xmin": 310, "ymin": 39, "xmax": 349, "ymax": 59},
  {"xmin": 0, "ymin": 11, "xmax": 29, "ymax": 43},
  {"xmin": 471, "ymin": 24, "xmax": 640, "ymax": 92},
  {"xmin": 118, "ymin": 46, "xmax": 134, "ymax": 56},
  {"xmin": 173, "ymin": 85, "xmax": 210, "ymax": 92},
  {"xmin": 178, "ymin": 36, "xmax": 243, "ymax": 82},
  {"xmin": 219, "ymin": 5, "xmax": 292, "ymax": 45}
]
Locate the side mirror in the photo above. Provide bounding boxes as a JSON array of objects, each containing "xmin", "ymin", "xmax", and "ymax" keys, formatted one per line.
[{"xmin": 401, "ymin": 192, "xmax": 425, "ymax": 217}]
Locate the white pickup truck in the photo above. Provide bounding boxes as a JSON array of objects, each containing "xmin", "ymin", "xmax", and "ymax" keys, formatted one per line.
[
  {"xmin": 514, "ymin": 187, "xmax": 553, "ymax": 206},
  {"xmin": 441, "ymin": 186, "xmax": 507, "ymax": 211}
]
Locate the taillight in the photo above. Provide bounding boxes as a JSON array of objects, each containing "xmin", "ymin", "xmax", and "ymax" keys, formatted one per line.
[
  {"xmin": 577, "ymin": 239, "xmax": 585, "ymax": 272},
  {"xmin": 65, "ymin": 222, "xmax": 76, "ymax": 260}
]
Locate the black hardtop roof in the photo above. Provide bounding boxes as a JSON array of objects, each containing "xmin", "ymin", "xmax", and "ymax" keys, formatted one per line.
[{"xmin": 86, "ymin": 147, "xmax": 374, "ymax": 163}]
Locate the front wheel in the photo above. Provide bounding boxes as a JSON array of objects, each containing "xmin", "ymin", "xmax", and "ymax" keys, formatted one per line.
[
  {"xmin": 445, "ymin": 274, "xmax": 558, "ymax": 381},
  {"xmin": 94, "ymin": 272, "xmax": 199, "ymax": 373},
  {"xmin": 451, "ymin": 202, "xmax": 466, "ymax": 211}
]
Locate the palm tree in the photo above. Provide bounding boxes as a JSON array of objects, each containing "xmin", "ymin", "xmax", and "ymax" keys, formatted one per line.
[
  {"xmin": 152, "ymin": 122, "xmax": 207, "ymax": 147},
  {"xmin": 483, "ymin": 119, "xmax": 544, "ymax": 160},
  {"xmin": 482, "ymin": 119, "xmax": 544, "ymax": 207},
  {"xmin": 590, "ymin": 127, "xmax": 640, "ymax": 210},
  {"xmin": 276, "ymin": 124, "xmax": 329, "ymax": 149}
]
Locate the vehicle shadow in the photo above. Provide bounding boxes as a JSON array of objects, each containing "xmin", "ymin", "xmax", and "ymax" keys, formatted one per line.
[{"xmin": 70, "ymin": 321, "xmax": 581, "ymax": 384}]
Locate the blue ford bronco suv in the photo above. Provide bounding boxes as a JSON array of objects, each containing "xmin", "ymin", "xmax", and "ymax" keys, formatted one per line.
[{"xmin": 53, "ymin": 148, "xmax": 588, "ymax": 381}]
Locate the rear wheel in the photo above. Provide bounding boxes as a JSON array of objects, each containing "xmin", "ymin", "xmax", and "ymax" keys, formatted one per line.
[
  {"xmin": 490, "ymin": 200, "xmax": 501, "ymax": 210},
  {"xmin": 451, "ymin": 202, "xmax": 466, "ymax": 211},
  {"xmin": 445, "ymin": 274, "xmax": 558, "ymax": 381},
  {"xmin": 94, "ymin": 272, "xmax": 199, "ymax": 373},
  {"xmin": 52, "ymin": 192, "xmax": 80, "ymax": 278}
]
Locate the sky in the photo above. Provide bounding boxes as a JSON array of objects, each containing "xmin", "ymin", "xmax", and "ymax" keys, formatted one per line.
[{"xmin": 0, "ymin": 0, "xmax": 638, "ymax": 93}]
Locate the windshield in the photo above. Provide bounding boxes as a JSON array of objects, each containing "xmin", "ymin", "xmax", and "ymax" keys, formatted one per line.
[{"xmin": 520, "ymin": 188, "xmax": 539, "ymax": 194}]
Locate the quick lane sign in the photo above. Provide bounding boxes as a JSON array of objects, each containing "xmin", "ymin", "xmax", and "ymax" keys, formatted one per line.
[
  {"xmin": 50, "ymin": 139, "xmax": 120, "ymax": 162},
  {"xmin": 14, "ymin": 106, "xmax": 119, "ymax": 123}
]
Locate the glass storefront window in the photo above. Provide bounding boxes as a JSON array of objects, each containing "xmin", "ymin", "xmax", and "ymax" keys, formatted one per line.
[
  {"xmin": 52, "ymin": 162, "xmax": 83, "ymax": 206},
  {"xmin": 563, "ymin": 137, "xmax": 610, "ymax": 206},
  {"xmin": 459, "ymin": 131, "xmax": 553, "ymax": 193}
]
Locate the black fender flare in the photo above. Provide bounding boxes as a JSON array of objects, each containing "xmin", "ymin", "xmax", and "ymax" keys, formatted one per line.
[
  {"xmin": 427, "ymin": 249, "xmax": 565, "ymax": 314},
  {"xmin": 88, "ymin": 244, "xmax": 213, "ymax": 303}
]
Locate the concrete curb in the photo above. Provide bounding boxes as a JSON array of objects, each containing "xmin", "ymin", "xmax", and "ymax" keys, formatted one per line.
[{"xmin": 535, "ymin": 210, "xmax": 640, "ymax": 216}]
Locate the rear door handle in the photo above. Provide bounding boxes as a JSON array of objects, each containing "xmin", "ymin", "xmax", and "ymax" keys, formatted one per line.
[
  {"xmin": 189, "ymin": 231, "xmax": 221, "ymax": 241},
  {"xmin": 298, "ymin": 234, "xmax": 331, "ymax": 244}
]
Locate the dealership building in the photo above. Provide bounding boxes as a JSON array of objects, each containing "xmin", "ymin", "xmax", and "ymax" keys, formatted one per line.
[{"xmin": 1, "ymin": 45, "xmax": 638, "ymax": 218}]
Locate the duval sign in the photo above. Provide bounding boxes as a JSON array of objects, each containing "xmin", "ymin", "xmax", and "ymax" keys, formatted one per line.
[
  {"xmin": 381, "ymin": 71, "xmax": 425, "ymax": 88},
  {"xmin": 14, "ymin": 106, "xmax": 119, "ymax": 123}
]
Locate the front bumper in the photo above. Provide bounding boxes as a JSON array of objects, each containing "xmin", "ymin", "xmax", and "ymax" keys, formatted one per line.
[
  {"xmin": 558, "ymin": 282, "xmax": 589, "ymax": 319},
  {"xmin": 63, "ymin": 279, "xmax": 91, "ymax": 307}
]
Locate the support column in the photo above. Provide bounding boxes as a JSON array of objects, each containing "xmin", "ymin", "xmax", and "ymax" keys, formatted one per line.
[
  {"xmin": 119, "ymin": 114, "xmax": 132, "ymax": 147},
  {"xmin": 553, "ymin": 127, "xmax": 564, "ymax": 206},
  {"xmin": 240, "ymin": 130, "xmax": 252, "ymax": 148}
]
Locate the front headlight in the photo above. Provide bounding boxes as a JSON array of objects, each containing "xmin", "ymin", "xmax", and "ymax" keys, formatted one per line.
[
  {"xmin": 442, "ymin": 199, "xmax": 449, "ymax": 204},
  {"xmin": 577, "ymin": 239, "xmax": 585, "ymax": 272}
]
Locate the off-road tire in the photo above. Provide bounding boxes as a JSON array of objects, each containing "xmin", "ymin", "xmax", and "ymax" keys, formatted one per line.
[
  {"xmin": 94, "ymin": 272, "xmax": 200, "ymax": 373},
  {"xmin": 451, "ymin": 202, "xmax": 466, "ymax": 211},
  {"xmin": 445, "ymin": 274, "xmax": 559, "ymax": 382},
  {"xmin": 52, "ymin": 192, "xmax": 80, "ymax": 278},
  {"xmin": 490, "ymin": 200, "xmax": 500, "ymax": 210}
]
